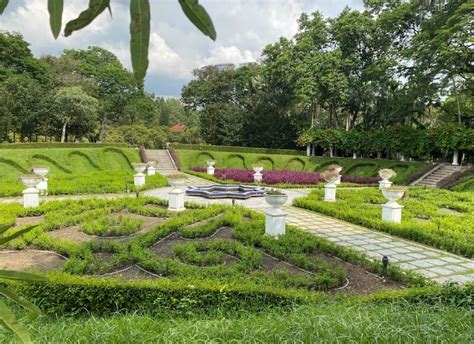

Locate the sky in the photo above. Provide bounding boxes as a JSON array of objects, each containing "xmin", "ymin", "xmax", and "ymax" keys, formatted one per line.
[{"xmin": 0, "ymin": 0, "xmax": 363, "ymax": 97}]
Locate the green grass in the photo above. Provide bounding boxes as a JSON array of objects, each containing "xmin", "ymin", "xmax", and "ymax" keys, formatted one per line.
[
  {"xmin": 0, "ymin": 147, "xmax": 168, "ymax": 196},
  {"xmin": 1, "ymin": 301, "xmax": 472, "ymax": 343},
  {"xmin": 294, "ymin": 188, "xmax": 474, "ymax": 257},
  {"xmin": 176, "ymin": 149, "xmax": 428, "ymax": 184},
  {"xmin": 82, "ymin": 215, "xmax": 144, "ymax": 237},
  {"xmin": 451, "ymin": 170, "xmax": 474, "ymax": 192}
]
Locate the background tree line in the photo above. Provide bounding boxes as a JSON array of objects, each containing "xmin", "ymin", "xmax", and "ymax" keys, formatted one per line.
[
  {"xmin": 181, "ymin": 0, "xmax": 473, "ymax": 150},
  {"xmin": 0, "ymin": 32, "xmax": 201, "ymax": 147}
]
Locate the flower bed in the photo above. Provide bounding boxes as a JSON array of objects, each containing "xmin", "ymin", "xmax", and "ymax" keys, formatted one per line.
[{"xmin": 190, "ymin": 167, "xmax": 379, "ymax": 185}]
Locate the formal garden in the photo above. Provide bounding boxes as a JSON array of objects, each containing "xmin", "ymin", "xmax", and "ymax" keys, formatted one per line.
[{"xmin": 1, "ymin": 0, "xmax": 473, "ymax": 342}]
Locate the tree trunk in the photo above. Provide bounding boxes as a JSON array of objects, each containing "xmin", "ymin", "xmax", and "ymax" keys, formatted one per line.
[
  {"xmin": 61, "ymin": 120, "xmax": 68, "ymax": 143},
  {"xmin": 452, "ymin": 78, "xmax": 462, "ymax": 124},
  {"xmin": 99, "ymin": 115, "xmax": 108, "ymax": 143}
]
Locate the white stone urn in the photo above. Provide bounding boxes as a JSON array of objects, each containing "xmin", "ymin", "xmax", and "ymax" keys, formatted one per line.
[
  {"xmin": 326, "ymin": 165, "xmax": 343, "ymax": 184},
  {"xmin": 264, "ymin": 191, "xmax": 288, "ymax": 238},
  {"xmin": 378, "ymin": 169, "xmax": 397, "ymax": 190},
  {"xmin": 320, "ymin": 170, "xmax": 339, "ymax": 202},
  {"xmin": 206, "ymin": 160, "xmax": 216, "ymax": 175},
  {"xmin": 21, "ymin": 175, "xmax": 43, "ymax": 208},
  {"xmin": 381, "ymin": 187, "xmax": 405, "ymax": 223},
  {"xmin": 253, "ymin": 166, "xmax": 264, "ymax": 183},
  {"xmin": 147, "ymin": 161, "xmax": 157, "ymax": 176},
  {"xmin": 32, "ymin": 166, "xmax": 49, "ymax": 195},
  {"xmin": 132, "ymin": 163, "xmax": 147, "ymax": 173},
  {"xmin": 265, "ymin": 193, "xmax": 288, "ymax": 209},
  {"xmin": 167, "ymin": 175, "xmax": 187, "ymax": 212},
  {"xmin": 132, "ymin": 163, "xmax": 147, "ymax": 186}
]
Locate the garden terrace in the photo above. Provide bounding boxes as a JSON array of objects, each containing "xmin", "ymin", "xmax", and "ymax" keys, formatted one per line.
[
  {"xmin": 0, "ymin": 146, "xmax": 168, "ymax": 196},
  {"xmin": 0, "ymin": 197, "xmax": 421, "ymax": 317},
  {"xmin": 175, "ymin": 148, "xmax": 429, "ymax": 185},
  {"xmin": 293, "ymin": 188, "xmax": 474, "ymax": 258}
]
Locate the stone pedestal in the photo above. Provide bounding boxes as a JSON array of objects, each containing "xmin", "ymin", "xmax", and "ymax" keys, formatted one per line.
[
  {"xmin": 36, "ymin": 177, "xmax": 48, "ymax": 195},
  {"xmin": 382, "ymin": 202, "xmax": 403, "ymax": 223},
  {"xmin": 379, "ymin": 179, "xmax": 392, "ymax": 190},
  {"xmin": 23, "ymin": 188, "xmax": 39, "ymax": 208},
  {"xmin": 147, "ymin": 166, "xmax": 156, "ymax": 176},
  {"xmin": 254, "ymin": 172, "xmax": 262, "ymax": 183},
  {"xmin": 264, "ymin": 208, "xmax": 287, "ymax": 237},
  {"xmin": 452, "ymin": 150, "xmax": 459, "ymax": 166},
  {"xmin": 168, "ymin": 189, "xmax": 185, "ymax": 211},
  {"xmin": 324, "ymin": 184, "xmax": 336, "ymax": 202},
  {"xmin": 207, "ymin": 166, "xmax": 215, "ymax": 175},
  {"xmin": 134, "ymin": 173, "xmax": 146, "ymax": 187}
]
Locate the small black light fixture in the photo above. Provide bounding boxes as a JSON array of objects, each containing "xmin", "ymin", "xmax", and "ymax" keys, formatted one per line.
[
  {"xmin": 232, "ymin": 199, "xmax": 236, "ymax": 207},
  {"xmin": 382, "ymin": 255, "xmax": 389, "ymax": 277}
]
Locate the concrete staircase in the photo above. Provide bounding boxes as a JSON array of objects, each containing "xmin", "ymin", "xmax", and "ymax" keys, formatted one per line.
[
  {"xmin": 412, "ymin": 163, "xmax": 470, "ymax": 187},
  {"xmin": 144, "ymin": 149, "xmax": 177, "ymax": 173}
]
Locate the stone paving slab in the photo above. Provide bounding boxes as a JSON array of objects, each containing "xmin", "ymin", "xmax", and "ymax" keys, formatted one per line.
[{"xmin": 283, "ymin": 206, "xmax": 474, "ymax": 283}]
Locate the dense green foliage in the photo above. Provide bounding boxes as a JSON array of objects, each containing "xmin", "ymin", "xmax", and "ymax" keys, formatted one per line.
[
  {"xmin": 298, "ymin": 125, "xmax": 474, "ymax": 161},
  {"xmin": 82, "ymin": 215, "xmax": 144, "ymax": 237},
  {"xmin": 0, "ymin": 147, "xmax": 167, "ymax": 196},
  {"xmin": 0, "ymin": 34, "xmax": 194, "ymax": 147},
  {"xmin": 176, "ymin": 149, "xmax": 429, "ymax": 184},
  {"xmin": 294, "ymin": 188, "xmax": 474, "ymax": 257},
  {"xmin": 1, "ymin": 284, "xmax": 473, "ymax": 342},
  {"xmin": 182, "ymin": 1, "xmax": 472, "ymax": 149}
]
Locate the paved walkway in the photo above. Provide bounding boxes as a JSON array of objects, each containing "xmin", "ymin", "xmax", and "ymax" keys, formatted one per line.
[{"xmin": 2, "ymin": 172, "xmax": 473, "ymax": 283}]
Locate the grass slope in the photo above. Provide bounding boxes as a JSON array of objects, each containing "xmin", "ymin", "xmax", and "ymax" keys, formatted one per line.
[
  {"xmin": 1, "ymin": 300, "xmax": 472, "ymax": 343},
  {"xmin": 294, "ymin": 188, "xmax": 474, "ymax": 257},
  {"xmin": 0, "ymin": 147, "xmax": 167, "ymax": 196},
  {"xmin": 176, "ymin": 149, "xmax": 428, "ymax": 184}
]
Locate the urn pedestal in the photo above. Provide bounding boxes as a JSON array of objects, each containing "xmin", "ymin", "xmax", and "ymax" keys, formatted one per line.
[
  {"xmin": 134, "ymin": 173, "xmax": 146, "ymax": 187},
  {"xmin": 324, "ymin": 183, "xmax": 337, "ymax": 202},
  {"xmin": 264, "ymin": 194, "xmax": 288, "ymax": 237},
  {"xmin": 23, "ymin": 188, "xmax": 40, "ymax": 208},
  {"xmin": 168, "ymin": 179, "xmax": 186, "ymax": 211},
  {"xmin": 382, "ymin": 202, "xmax": 404, "ymax": 223},
  {"xmin": 147, "ymin": 166, "xmax": 156, "ymax": 176}
]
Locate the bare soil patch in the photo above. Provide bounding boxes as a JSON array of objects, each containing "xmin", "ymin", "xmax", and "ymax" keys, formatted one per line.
[
  {"xmin": 15, "ymin": 216, "xmax": 44, "ymax": 227},
  {"xmin": 48, "ymin": 225, "xmax": 92, "ymax": 243},
  {"xmin": 186, "ymin": 213, "xmax": 224, "ymax": 229},
  {"xmin": 0, "ymin": 249, "xmax": 64, "ymax": 271},
  {"xmin": 310, "ymin": 253, "xmax": 404, "ymax": 295},
  {"xmin": 105, "ymin": 266, "xmax": 159, "ymax": 281},
  {"xmin": 438, "ymin": 207, "xmax": 463, "ymax": 216}
]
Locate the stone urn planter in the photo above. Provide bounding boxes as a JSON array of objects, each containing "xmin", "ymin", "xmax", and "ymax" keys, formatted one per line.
[
  {"xmin": 381, "ymin": 187, "xmax": 406, "ymax": 223},
  {"xmin": 326, "ymin": 164, "xmax": 343, "ymax": 184},
  {"xmin": 147, "ymin": 161, "xmax": 157, "ymax": 176},
  {"xmin": 132, "ymin": 163, "xmax": 147, "ymax": 186},
  {"xmin": 167, "ymin": 174, "xmax": 188, "ymax": 212},
  {"xmin": 206, "ymin": 160, "xmax": 216, "ymax": 175},
  {"xmin": 320, "ymin": 170, "xmax": 340, "ymax": 202},
  {"xmin": 31, "ymin": 166, "xmax": 49, "ymax": 195},
  {"xmin": 378, "ymin": 169, "xmax": 396, "ymax": 190},
  {"xmin": 264, "ymin": 189, "xmax": 288, "ymax": 238},
  {"xmin": 253, "ymin": 166, "xmax": 264, "ymax": 183},
  {"xmin": 21, "ymin": 175, "xmax": 43, "ymax": 208}
]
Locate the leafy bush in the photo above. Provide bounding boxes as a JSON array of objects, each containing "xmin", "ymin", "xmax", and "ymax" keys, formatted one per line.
[{"xmin": 82, "ymin": 216, "xmax": 144, "ymax": 237}]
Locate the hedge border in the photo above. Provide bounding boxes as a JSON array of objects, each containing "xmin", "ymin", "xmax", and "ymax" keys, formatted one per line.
[
  {"xmin": 172, "ymin": 143, "xmax": 305, "ymax": 156},
  {"xmin": 0, "ymin": 143, "xmax": 128, "ymax": 149}
]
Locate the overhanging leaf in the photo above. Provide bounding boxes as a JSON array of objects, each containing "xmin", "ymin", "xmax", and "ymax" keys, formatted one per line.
[
  {"xmin": 0, "ymin": 270, "xmax": 47, "ymax": 282},
  {"xmin": 0, "ymin": 225, "xmax": 38, "ymax": 245},
  {"xmin": 0, "ymin": 302, "xmax": 32, "ymax": 344},
  {"xmin": 0, "ymin": 287, "xmax": 42, "ymax": 316},
  {"xmin": 178, "ymin": 0, "xmax": 216, "ymax": 41},
  {"xmin": 130, "ymin": 0, "xmax": 151, "ymax": 83},
  {"xmin": 48, "ymin": 0, "xmax": 64, "ymax": 39},
  {"xmin": 0, "ymin": 0, "xmax": 8, "ymax": 15},
  {"xmin": 64, "ymin": 0, "xmax": 110, "ymax": 37}
]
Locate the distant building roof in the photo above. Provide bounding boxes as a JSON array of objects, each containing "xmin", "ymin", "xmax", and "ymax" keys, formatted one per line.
[{"xmin": 170, "ymin": 123, "xmax": 188, "ymax": 133}]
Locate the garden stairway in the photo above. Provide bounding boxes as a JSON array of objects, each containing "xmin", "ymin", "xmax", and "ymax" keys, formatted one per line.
[
  {"xmin": 144, "ymin": 149, "xmax": 177, "ymax": 174},
  {"xmin": 411, "ymin": 163, "xmax": 470, "ymax": 187}
]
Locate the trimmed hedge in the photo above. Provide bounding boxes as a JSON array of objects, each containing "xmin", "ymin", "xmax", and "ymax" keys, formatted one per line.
[
  {"xmin": 9, "ymin": 273, "xmax": 323, "ymax": 316},
  {"xmin": 172, "ymin": 143, "xmax": 305, "ymax": 156},
  {"xmin": 0, "ymin": 143, "xmax": 128, "ymax": 149}
]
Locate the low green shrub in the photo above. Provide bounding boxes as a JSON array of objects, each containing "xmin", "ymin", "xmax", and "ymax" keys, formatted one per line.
[{"xmin": 82, "ymin": 216, "xmax": 144, "ymax": 237}]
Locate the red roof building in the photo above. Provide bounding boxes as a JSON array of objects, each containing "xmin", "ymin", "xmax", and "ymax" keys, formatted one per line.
[{"xmin": 170, "ymin": 123, "xmax": 188, "ymax": 133}]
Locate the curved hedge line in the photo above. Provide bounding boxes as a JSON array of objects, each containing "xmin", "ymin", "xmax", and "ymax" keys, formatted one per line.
[{"xmin": 176, "ymin": 149, "xmax": 429, "ymax": 184}]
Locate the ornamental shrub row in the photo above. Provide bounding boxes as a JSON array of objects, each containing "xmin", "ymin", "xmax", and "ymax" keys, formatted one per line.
[
  {"xmin": 0, "ymin": 143, "xmax": 128, "ymax": 149},
  {"xmin": 172, "ymin": 143, "xmax": 305, "ymax": 156},
  {"xmin": 298, "ymin": 125, "xmax": 474, "ymax": 161}
]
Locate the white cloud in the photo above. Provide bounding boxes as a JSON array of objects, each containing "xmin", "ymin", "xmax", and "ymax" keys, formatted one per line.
[{"xmin": 0, "ymin": 0, "xmax": 364, "ymax": 95}]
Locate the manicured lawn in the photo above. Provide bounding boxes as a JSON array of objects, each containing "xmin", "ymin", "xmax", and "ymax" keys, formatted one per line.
[
  {"xmin": 294, "ymin": 188, "xmax": 474, "ymax": 257},
  {"xmin": 176, "ymin": 149, "xmax": 429, "ymax": 184},
  {"xmin": 2, "ymin": 299, "xmax": 472, "ymax": 343},
  {"xmin": 0, "ymin": 147, "xmax": 167, "ymax": 196}
]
